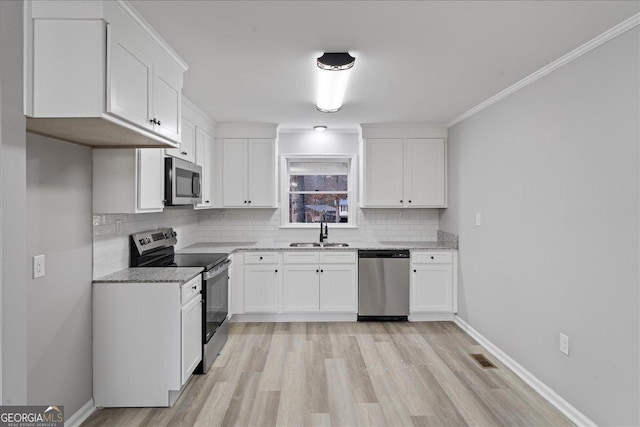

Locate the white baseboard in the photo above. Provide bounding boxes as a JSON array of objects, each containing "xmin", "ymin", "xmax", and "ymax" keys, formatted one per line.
[
  {"xmin": 453, "ymin": 316, "xmax": 596, "ymax": 427},
  {"xmin": 65, "ymin": 399, "xmax": 96, "ymax": 427},
  {"xmin": 409, "ymin": 313, "xmax": 454, "ymax": 322}
]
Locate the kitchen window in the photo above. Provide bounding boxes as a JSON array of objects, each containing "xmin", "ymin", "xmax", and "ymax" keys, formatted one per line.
[{"xmin": 281, "ymin": 155, "xmax": 356, "ymax": 227}]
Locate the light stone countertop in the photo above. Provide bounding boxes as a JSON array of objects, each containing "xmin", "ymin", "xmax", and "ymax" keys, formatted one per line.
[
  {"xmin": 178, "ymin": 240, "xmax": 457, "ymax": 255},
  {"xmin": 93, "ymin": 267, "xmax": 203, "ymax": 284}
]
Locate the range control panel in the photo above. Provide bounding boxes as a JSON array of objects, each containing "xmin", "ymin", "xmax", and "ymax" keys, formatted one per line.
[{"xmin": 130, "ymin": 227, "xmax": 178, "ymax": 255}]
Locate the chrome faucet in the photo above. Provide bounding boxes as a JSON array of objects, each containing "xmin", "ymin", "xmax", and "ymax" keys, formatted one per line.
[{"xmin": 319, "ymin": 211, "xmax": 329, "ymax": 243}]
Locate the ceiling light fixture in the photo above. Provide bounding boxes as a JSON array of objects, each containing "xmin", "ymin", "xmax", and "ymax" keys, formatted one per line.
[
  {"xmin": 316, "ymin": 52, "xmax": 355, "ymax": 113},
  {"xmin": 313, "ymin": 125, "xmax": 328, "ymax": 132}
]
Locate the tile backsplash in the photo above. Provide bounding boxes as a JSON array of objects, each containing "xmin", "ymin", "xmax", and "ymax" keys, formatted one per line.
[
  {"xmin": 93, "ymin": 207, "xmax": 199, "ymax": 279},
  {"xmin": 93, "ymin": 206, "xmax": 440, "ymax": 278},
  {"xmin": 197, "ymin": 208, "xmax": 440, "ymax": 244}
]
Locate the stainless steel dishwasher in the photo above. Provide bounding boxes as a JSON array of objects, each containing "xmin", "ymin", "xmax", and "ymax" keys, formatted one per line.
[{"xmin": 358, "ymin": 250, "xmax": 410, "ymax": 321}]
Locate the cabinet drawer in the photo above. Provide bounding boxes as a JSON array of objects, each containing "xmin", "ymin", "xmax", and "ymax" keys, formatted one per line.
[
  {"xmin": 284, "ymin": 251, "xmax": 320, "ymax": 264},
  {"xmin": 412, "ymin": 251, "xmax": 453, "ymax": 264},
  {"xmin": 244, "ymin": 252, "xmax": 279, "ymax": 264},
  {"xmin": 320, "ymin": 251, "xmax": 356, "ymax": 264},
  {"xmin": 181, "ymin": 276, "xmax": 202, "ymax": 305}
]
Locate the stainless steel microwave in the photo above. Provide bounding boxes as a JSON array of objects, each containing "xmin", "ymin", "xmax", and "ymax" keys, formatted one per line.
[{"xmin": 165, "ymin": 157, "xmax": 202, "ymax": 206}]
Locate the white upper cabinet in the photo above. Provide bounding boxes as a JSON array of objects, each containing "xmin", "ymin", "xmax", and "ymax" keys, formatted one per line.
[
  {"xmin": 25, "ymin": 1, "xmax": 188, "ymax": 148},
  {"xmin": 364, "ymin": 139, "xmax": 404, "ymax": 206},
  {"xmin": 166, "ymin": 117, "xmax": 196, "ymax": 163},
  {"xmin": 405, "ymin": 139, "xmax": 446, "ymax": 207},
  {"xmin": 222, "ymin": 139, "xmax": 248, "ymax": 207},
  {"xmin": 195, "ymin": 128, "xmax": 214, "ymax": 208},
  {"xmin": 361, "ymin": 125, "xmax": 448, "ymax": 208},
  {"xmin": 218, "ymin": 124, "xmax": 277, "ymax": 208}
]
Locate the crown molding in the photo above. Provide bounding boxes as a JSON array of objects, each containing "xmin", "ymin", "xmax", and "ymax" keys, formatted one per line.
[
  {"xmin": 116, "ymin": 0, "xmax": 189, "ymax": 71},
  {"xmin": 447, "ymin": 13, "xmax": 640, "ymax": 128}
]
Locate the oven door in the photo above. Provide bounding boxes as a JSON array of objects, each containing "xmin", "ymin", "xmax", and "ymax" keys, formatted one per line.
[
  {"xmin": 202, "ymin": 259, "xmax": 230, "ymax": 344},
  {"xmin": 165, "ymin": 157, "xmax": 202, "ymax": 205}
]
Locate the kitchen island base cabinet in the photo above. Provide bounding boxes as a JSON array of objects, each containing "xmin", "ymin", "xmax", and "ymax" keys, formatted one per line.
[{"xmin": 93, "ymin": 276, "xmax": 202, "ymax": 407}]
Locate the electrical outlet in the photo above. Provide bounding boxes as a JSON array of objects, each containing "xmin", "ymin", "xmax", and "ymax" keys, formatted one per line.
[
  {"xmin": 115, "ymin": 219, "xmax": 123, "ymax": 235},
  {"xmin": 560, "ymin": 333, "xmax": 569, "ymax": 356},
  {"xmin": 33, "ymin": 254, "xmax": 45, "ymax": 279},
  {"xmin": 475, "ymin": 213, "xmax": 481, "ymax": 226}
]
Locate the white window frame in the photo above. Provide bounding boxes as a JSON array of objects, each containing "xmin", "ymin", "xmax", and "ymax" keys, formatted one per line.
[{"xmin": 280, "ymin": 154, "xmax": 357, "ymax": 228}]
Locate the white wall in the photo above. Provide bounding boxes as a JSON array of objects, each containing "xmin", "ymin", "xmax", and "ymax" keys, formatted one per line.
[
  {"xmin": 1, "ymin": 0, "xmax": 27, "ymax": 405},
  {"xmin": 26, "ymin": 134, "xmax": 92, "ymax": 415},
  {"xmin": 440, "ymin": 27, "xmax": 639, "ymax": 425}
]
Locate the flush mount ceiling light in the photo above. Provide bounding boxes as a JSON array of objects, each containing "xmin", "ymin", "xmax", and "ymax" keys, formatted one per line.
[
  {"xmin": 313, "ymin": 125, "xmax": 328, "ymax": 132},
  {"xmin": 316, "ymin": 52, "xmax": 355, "ymax": 113}
]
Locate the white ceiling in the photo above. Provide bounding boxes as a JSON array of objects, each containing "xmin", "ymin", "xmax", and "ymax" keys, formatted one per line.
[{"xmin": 131, "ymin": 1, "xmax": 639, "ymax": 130}]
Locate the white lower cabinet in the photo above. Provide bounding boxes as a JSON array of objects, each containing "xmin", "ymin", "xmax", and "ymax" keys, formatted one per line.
[
  {"xmin": 319, "ymin": 264, "xmax": 357, "ymax": 312},
  {"xmin": 181, "ymin": 295, "xmax": 202, "ymax": 385},
  {"xmin": 282, "ymin": 251, "xmax": 357, "ymax": 313},
  {"xmin": 283, "ymin": 265, "xmax": 319, "ymax": 312},
  {"xmin": 93, "ymin": 275, "xmax": 202, "ymax": 407},
  {"xmin": 410, "ymin": 251, "xmax": 456, "ymax": 314},
  {"xmin": 244, "ymin": 265, "xmax": 280, "ymax": 313}
]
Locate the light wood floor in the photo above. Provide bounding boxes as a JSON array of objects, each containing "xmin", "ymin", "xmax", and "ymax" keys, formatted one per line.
[{"xmin": 83, "ymin": 321, "xmax": 573, "ymax": 427}]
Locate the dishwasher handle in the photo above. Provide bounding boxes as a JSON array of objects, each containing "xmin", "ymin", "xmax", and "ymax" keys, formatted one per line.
[{"xmin": 358, "ymin": 250, "xmax": 410, "ymax": 259}]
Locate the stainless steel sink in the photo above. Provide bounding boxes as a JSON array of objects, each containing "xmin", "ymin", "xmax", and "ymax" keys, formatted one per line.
[
  {"xmin": 289, "ymin": 242, "xmax": 322, "ymax": 247},
  {"xmin": 289, "ymin": 242, "xmax": 349, "ymax": 248}
]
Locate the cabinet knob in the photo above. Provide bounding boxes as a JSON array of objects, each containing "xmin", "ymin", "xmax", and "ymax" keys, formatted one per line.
[
  {"xmin": 275, "ymin": 269, "xmax": 278, "ymax": 273},
  {"xmin": 157, "ymin": 120, "xmax": 161, "ymax": 126},
  {"xmin": 181, "ymin": 151, "xmax": 187, "ymax": 155},
  {"xmin": 244, "ymin": 201, "xmax": 247, "ymax": 204},
  {"xmin": 259, "ymin": 256, "xmax": 263, "ymax": 260},
  {"xmin": 430, "ymin": 256, "xmax": 434, "ymax": 260},
  {"xmin": 409, "ymin": 200, "xmax": 412, "ymax": 203},
  {"xmin": 400, "ymin": 200, "xmax": 403, "ymax": 203},
  {"xmin": 192, "ymin": 285, "xmax": 197, "ymax": 290},
  {"xmin": 316, "ymin": 269, "xmax": 319, "ymax": 273},
  {"xmin": 205, "ymin": 200, "xmax": 210, "ymax": 203},
  {"xmin": 248, "ymin": 200, "xmax": 252, "ymax": 204},
  {"xmin": 320, "ymin": 269, "xmax": 324, "ymax": 273}
]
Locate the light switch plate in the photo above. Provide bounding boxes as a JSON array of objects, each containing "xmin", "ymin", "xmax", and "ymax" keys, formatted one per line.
[{"xmin": 33, "ymin": 254, "xmax": 45, "ymax": 279}]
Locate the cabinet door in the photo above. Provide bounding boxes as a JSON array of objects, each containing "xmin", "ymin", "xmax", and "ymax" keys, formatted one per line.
[
  {"xmin": 195, "ymin": 128, "xmax": 213, "ymax": 208},
  {"xmin": 107, "ymin": 33, "xmax": 153, "ymax": 131},
  {"xmin": 181, "ymin": 296, "xmax": 202, "ymax": 385},
  {"xmin": 244, "ymin": 265, "xmax": 279, "ymax": 313},
  {"xmin": 222, "ymin": 139, "xmax": 248, "ymax": 207},
  {"xmin": 137, "ymin": 148, "xmax": 164, "ymax": 212},
  {"xmin": 320, "ymin": 264, "xmax": 357, "ymax": 312},
  {"xmin": 153, "ymin": 73, "xmax": 181, "ymax": 144},
  {"xmin": 247, "ymin": 139, "xmax": 274, "ymax": 207},
  {"xmin": 283, "ymin": 265, "xmax": 320, "ymax": 312},
  {"xmin": 364, "ymin": 139, "xmax": 404, "ymax": 207},
  {"xmin": 166, "ymin": 117, "xmax": 195, "ymax": 162},
  {"xmin": 405, "ymin": 138, "xmax": 446, "ymax": 207},
  {"xmin": 411, "ymin": 265, "xmax": 453, "ymax": 312}
]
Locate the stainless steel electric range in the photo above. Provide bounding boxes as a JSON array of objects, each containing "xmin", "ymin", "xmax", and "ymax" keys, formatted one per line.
[{"xmin": 130, "ymin": 227, "xmax": 229, "ymax": 375}]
